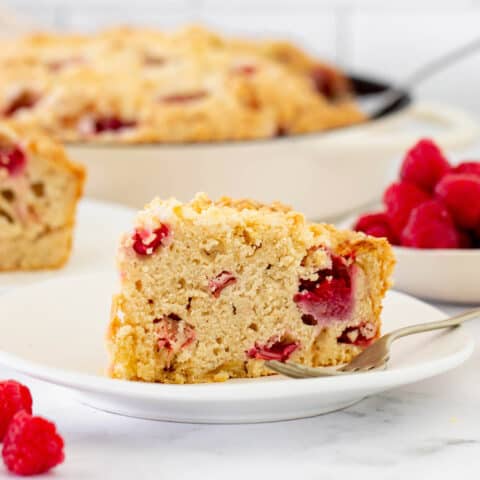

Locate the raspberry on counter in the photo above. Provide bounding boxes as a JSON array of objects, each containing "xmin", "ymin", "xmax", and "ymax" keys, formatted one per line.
[
  {"xmin": 2, "ymin": 411, "xmax": 64, "ymax": 476},
  {"xmin": 0, "ymin": 380, "xmax": 32, "ymax": 441}
]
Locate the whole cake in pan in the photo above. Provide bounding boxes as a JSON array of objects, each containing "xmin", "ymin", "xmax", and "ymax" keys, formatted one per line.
[
  {"xmin": 0, "ymin": 123, "xmax": 85, "ymax": 271},
  {"xmin": 0, "ymin": 26, "xmax": 364, "ymax": 144},
  {"xmin": 108, "ymin": 193, "xmax": 395, "ymax": 384}
]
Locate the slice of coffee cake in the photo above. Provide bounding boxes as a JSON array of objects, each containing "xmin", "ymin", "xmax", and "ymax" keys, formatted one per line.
[
  {"xmin": 108, "ymin": 193, "xmax": 394, "ymax": 384},
  {"xmin": 0, "ymin": 123, "xmax": 85, "ymax": 271}
]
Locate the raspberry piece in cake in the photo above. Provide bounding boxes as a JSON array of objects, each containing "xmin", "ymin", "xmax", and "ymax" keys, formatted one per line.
[
  {"xmin": 3, "ymin": 90, "xmax": 39, "ymax": 117},
  {"xmin": 0, "ymin": 145, "xmax": 26, "ymax": 177},
  {"xmin": 0, "ymin": 380, "xmax": 32, "ymax": 441},
  {"xmin": 108, "ymin": 194, "xmax": 395, "ymax": 384},
  {"xmin": 209, "ymin": 271, "xmax": 237, "ymax": 297},
  {"xmin": 93, "ymin": 117, "xmax": 136, "ymax": 134},
  {"xmin": 2, "ymin": 411, "xmax": 64, "ymax": 476},
  {"xmin": 353, "ymin": 212, "xmax": 398, "ymax": 244},
  {"xmin": 401, "ymin": 200, "xmax": 460, "ymax": 249},
  {"xmin": 337, "ymin": 321, "xmax": 377, "ymax": 347},
  {"xmin": 399, "ymin": 139, "xmax": 450, "ymax": 192},
  {"xmin": 434, "ymin": 173, "xmax": 480, "ymax": 229},
  {"xmin": 294, "ymin": 254, "xmax": 354, "ymax": 324},
  {"xmin": 383, "ymin": 181, "xmax": 430, "ymax": 236},
  {"xmin": 155, "ymin": 315, "xmax": 196, "ymax": 352},
  {"xmin": 246, "ymin": 336, "xmax": 299, "ymax": 362},
  {"xmin": 132, "ymin": 224, "xmax": 170, "ymax": 256},
  {"xmin": 0, "ymin": 123, "xmax": 85, "ymax": 271}
]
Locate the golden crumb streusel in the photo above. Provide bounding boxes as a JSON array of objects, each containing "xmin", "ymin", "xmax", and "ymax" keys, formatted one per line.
[{"xmin": 0, "ymin": 26, "xmax": 364, "ymax": 144}]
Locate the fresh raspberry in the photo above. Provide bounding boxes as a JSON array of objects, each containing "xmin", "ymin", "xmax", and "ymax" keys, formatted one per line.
[
  {"xmin": 132, "ymin": 224, "xmax": 170, "ymax": 256},
  {"xmin": 0, "ymin": 146, "xmax": 27, "ymax": 177},
  {"xmin": 401, "ymin": 200, "xmax": 460, "ymax": 249},
  {"xmin": 2, "ymin": 411, "xmax": 64, "ymax": 476},
  {"xmin": 0, "ymin": 380, "xmax": 32, "ymax": 441},
  {"xmin": 246, "ymin": 337, "xmax": 299, "ymax": 362},
  {"xmin": 383, "ymin": 182, "xmax": 430, "ymax": 236},
  {"xmin": 451, "ymin": 161, "xmax": 480, "ymax": 178},
  {"xmin": 474, "ymin": 225, "xmax": 480, "ymax": 247},
  {"xmin": 294, "ymin": 254, "xmax": 354, "ymax": 323},
  {"xmin": 400, "ymin": 139, "xmax": 450, "ymax": 192},
  {"xmin": 353, "ymin": 211, "xmax": 398, "ymax": 244},
  {"xmin": 209, "ymin": 271, "xmax": 237, "ymax": 297},
  {"xmin": 435, "ymin": 173, "xmax": 480, "ymax": 229},
  {"xmin": 458, "ymin": 230, "xmax": 474, "ymax": 249}
]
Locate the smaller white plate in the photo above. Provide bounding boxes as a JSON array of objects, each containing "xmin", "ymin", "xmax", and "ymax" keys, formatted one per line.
[
  {"xmin": 0, "ymin": 199, "xmax": 135, "ymax": 291},
  {"xmin": 0, "ymin": 273, "xmax": 473, "ymax": 423}
]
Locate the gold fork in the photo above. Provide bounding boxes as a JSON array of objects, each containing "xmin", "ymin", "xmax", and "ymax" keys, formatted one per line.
[{"xmin": 266, "ymin": 307, "xmax": 480, "ymax": 378}]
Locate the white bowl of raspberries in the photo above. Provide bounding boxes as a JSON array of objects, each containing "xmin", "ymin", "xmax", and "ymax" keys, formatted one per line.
[{"xmin": 353, "ymin": 138, "xmax": 480, "ymax": 304}]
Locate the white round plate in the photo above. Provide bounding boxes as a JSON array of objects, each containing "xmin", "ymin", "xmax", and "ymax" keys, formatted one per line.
[
  {"xmin": 0, "ymin": 272, "xmax": 473, "ymax": 424},
  {"xmin": 0, "ymin": 199, "xmax": 135, "ymax": 291}
]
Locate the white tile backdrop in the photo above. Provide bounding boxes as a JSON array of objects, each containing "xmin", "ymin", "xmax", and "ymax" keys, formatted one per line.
[{"xmin": 2, "ymin": 0, "xmax": 480, "ymax": 115}]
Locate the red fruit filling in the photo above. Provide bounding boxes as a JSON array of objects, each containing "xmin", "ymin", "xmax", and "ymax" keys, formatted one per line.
[
  {"xmin": 0, "ymin": 380, "xmax": 33, "ymax": 441},
  {"xmin": 401, "ymin": 200, "xmax": 460, "ymax": 249},
  {"xmin": 310, "ymin": 65, "xmax": 340, "ymax": 100},
  {"xmin": 2, "ymin": 411, "xmax": 64, "ymax": 476},
  {"xmin": 452, "ymin": 161, "xmax": 480, "ymax": 178},
  {"xmin": 294, "ymin": 254, "xmax": 354, "ymax": 324},
  {"xmin": 161, "ymin": 91, "xmax": 208, "ymax": 103},
  {"xmin": 93, "ymin": 117, "xmax": 136, "ymax": 134},
  {"xmin": 209, "ymin": 271, "xmax": 237, "ymax": 297},
  {"xmin": 3, "ymin": 90, "xmax": 39, "ymax": 117},
  {"xmin": 0, "ymin": 145, "xmax": 27, "ymax": 177},
  {"xmin": 232, "ymin": 65, "xmax": 258, "ymax": 75},
  {"xmin": 155, "ymin": 316, "xmax": 196, "ymax": 352},
  {"xmin": 435, "ymin": 173, "xmax": 480, "ymax": 230},
  {"xmin": 338, "ymin": 322, "xmax": 377, "ymax": 347},
  {"xmin": 132, "ymin": 224, "xmax": 170, "ymax": 256},
  {"xmin": 400, "ymin": 138, "xmax": 450, "ymax": 192},
  {"xmin": 383, "ymin": 181, "xmax": 430, "ymax": 237},
  {"xmin": 353, "ymin": 211, "xmax": 398, "ymax": 244},
  {"xmin": 246, "ymin": 336, "xmax": 299, "ymax": 362}
]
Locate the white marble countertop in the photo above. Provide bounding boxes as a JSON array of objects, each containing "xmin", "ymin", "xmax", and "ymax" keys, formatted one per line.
[{"xmin": 0, "ymin": 302, "xmax": 477, "ymax": 480}]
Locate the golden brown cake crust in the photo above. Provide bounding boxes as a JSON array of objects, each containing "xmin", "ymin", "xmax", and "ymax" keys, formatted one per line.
[
  {"xmin": 107, "ymin": 193, "xmax": 395, "ymax": 384},
  {"xmin": 0, "ymin": 122, "xmax": 85, "ymax": 271},
  {"xmin": 0, "ymin": 26, "xmax": 364, "ymax": 144}
]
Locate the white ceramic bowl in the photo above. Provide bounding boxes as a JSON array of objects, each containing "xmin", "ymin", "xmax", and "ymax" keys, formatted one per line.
[
  {"xmin": 67, "ymin": 102, "xmax": 479, "ymax": 221},
  {"xmin": 393, "ymin": 246, "xmax": 480, "ymax": 304}
]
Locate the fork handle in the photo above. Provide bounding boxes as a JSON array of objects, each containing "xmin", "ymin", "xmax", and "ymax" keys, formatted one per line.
[{"xmin": 386, "ymin": 307, "xmax": 480, "ymax": 344}]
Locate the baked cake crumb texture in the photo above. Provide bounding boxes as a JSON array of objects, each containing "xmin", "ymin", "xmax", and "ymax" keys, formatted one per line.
[
  {"xmin": 0, "ymin": 25, "xmax": 364, "ymax": 144},
  {"xmin": 0, "ymin": 122, "xmax": 85, "ymax": 271},
  {"xmin": 108, "ymin": 193, "xmax": 395, "ymax": 384}
]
